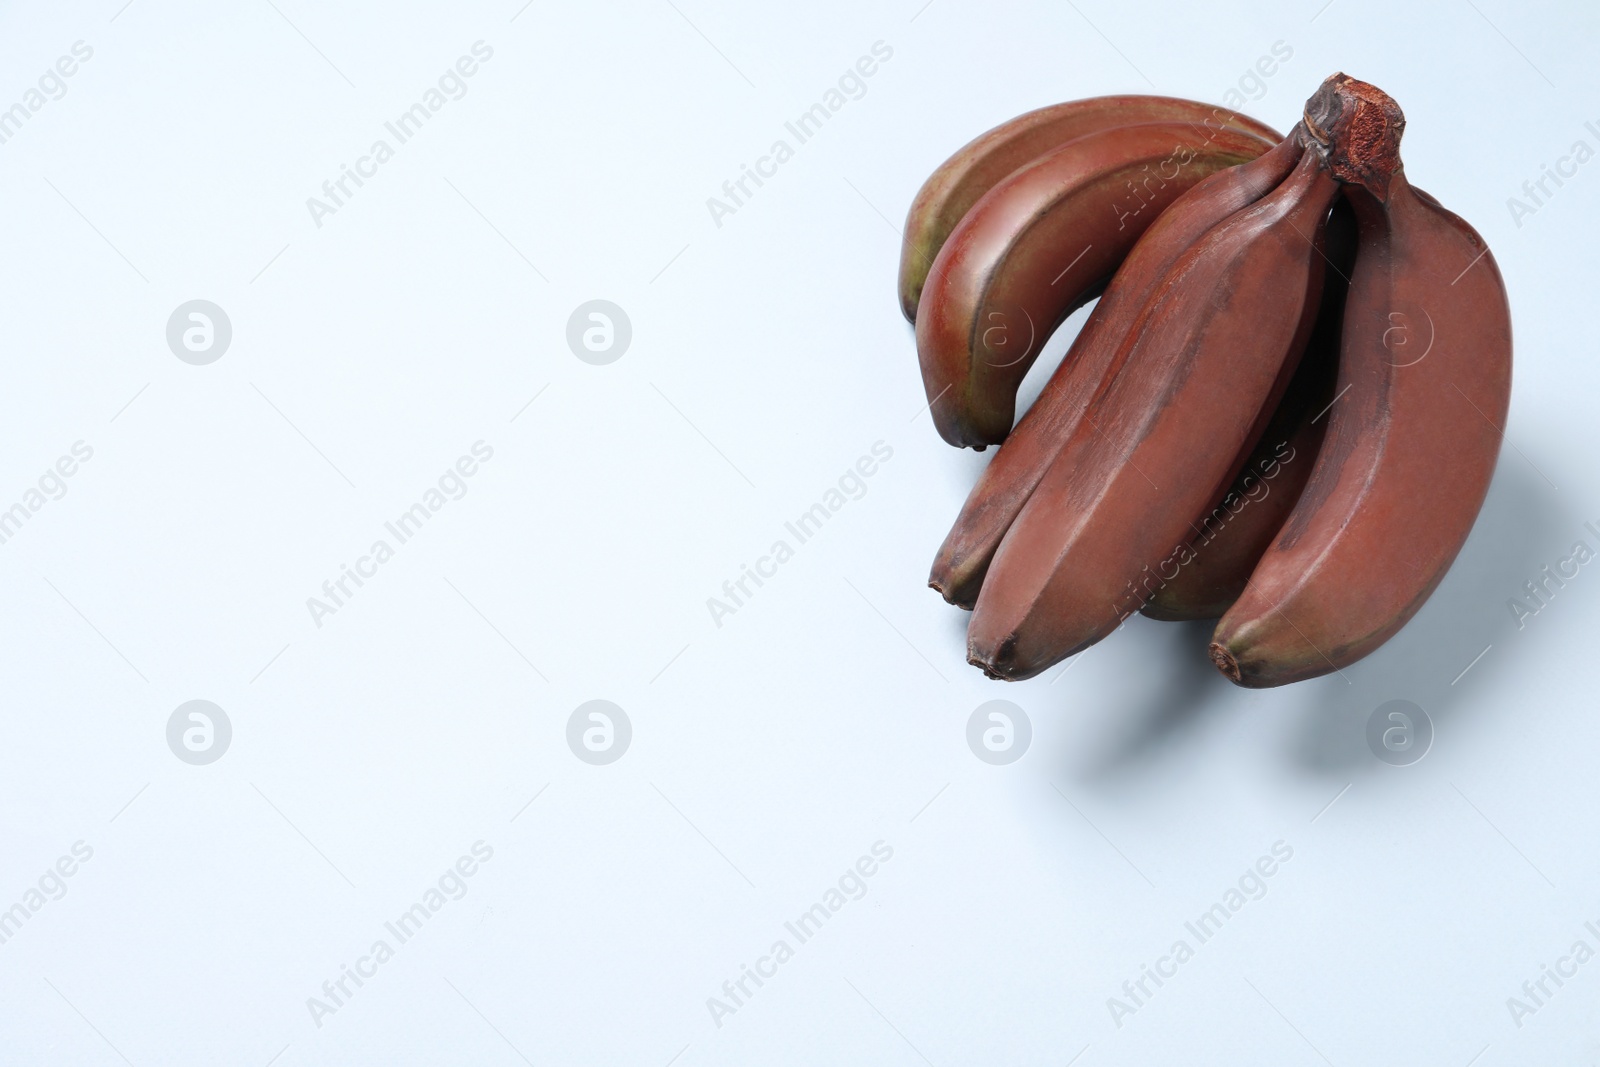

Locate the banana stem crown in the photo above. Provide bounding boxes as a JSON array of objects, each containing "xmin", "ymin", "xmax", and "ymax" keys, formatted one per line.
[{"xmin": 1303, "ymin": 73, "xmax": 1405, "ymax": 201}]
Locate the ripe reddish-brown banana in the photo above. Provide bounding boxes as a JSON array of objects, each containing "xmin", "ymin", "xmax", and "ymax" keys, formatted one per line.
[
  {"xmin": 929, "ymin": 132, "xmax": 1307, "ymax": 609},
  {"xmin": 916, "ymin": 121, "xmax": 1275, "ymax": 449},
  {"xmin": 898, "ymin": 96, "xmax": 1279, "ymax": 322},
  {"xmin": 1141, "ymin": 197, "xmax": 1356, "ymax": 621},
  {"xmin": 1210, "ymin": 76, "xmax": 1513, "ymax": 687},
  {"xmin": 966, "ymin": 146, "xmax": 1341, "ymax": 680}
]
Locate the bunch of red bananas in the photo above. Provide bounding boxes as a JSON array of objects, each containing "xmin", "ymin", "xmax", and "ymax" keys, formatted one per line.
[{"xmin": 903, "ymin": 73, "xmax": 1512, "ymax": 688}]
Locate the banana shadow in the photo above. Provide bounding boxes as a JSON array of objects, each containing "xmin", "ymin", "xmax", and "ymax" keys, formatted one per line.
[
  {"xmin": 1060, "ymin": 617, "xmax": 1236, "ymax": 781},
  {"xmin": 1048, "ymin": 457, "xmax": 1563, "ymax": 784},
  {"xmin": 1286, "ymin": 458, "xmax": 1566, "ymax": 774}
]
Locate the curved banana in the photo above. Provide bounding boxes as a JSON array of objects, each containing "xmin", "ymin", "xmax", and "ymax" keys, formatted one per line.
[
  {"xmin": 899, "ymin": 95, "xmax": 1279, "ymax": 322},
  {"xmin": 967, "ymin": 146, "xmax": 1340, "ymax": 680},
  {"xmin": 929, "ymin": 132, "xmax": 1306, "ymax": 608},
  {"xmin": 1209, "ymin": 76, "xmax": 1513, "ymax": 687},
  {"xmin": 1141, "ymin": 197, "xmax": 1356, "ymax": 621},
  {"xmin": 917, "ymin": 121, "xmax": 1275, "ymax": 449}
]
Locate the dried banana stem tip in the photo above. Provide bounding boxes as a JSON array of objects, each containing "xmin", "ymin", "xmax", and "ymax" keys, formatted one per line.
[
  {"xmin": 1303, "ymin": 72, "xmax": 1405, "ymax": 199},
  {"xmin": 1208, "ymin": 642, "xmax": 1242, "ymax": 683}
]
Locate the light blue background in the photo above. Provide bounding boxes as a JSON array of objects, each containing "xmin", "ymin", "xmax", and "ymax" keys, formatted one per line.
[{"xmin": 0, "ymin": 0, "xmax": 1593, "ymax": 1063}]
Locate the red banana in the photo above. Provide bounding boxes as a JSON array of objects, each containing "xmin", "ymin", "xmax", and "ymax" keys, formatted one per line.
[
  {"xmin": 916, "ymin": 121, "xmax": 1275, "ymax": 449},
  {"xmin": 929, "ymin": 132, "xmax": 1307, "ymax": 608},
  {"xmin": 1141, "ymin": 196, "xmax": 1356, "ymax": 621},
  {"xmin": 898, "ymin": 95, "xmax": 1279, "ymax": 322},
  {"xmin": 968, "ymin": 146, "xmax": 1341, "ymax": 680},
  {"xmin": 1210, "ymin": 76, "xmax": 1513, "ymax": 687}
]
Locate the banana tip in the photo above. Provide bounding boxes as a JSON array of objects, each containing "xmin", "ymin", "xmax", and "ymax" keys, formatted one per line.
[
  {"xmin": 1208, "ymin": 641, "xmax": 1243, "ymax": 684},
  {"xmin": 967, "ymin": 635, "xmax": 1018, "ymax": 680},
  {"xmin": 928, "ymin": 576, "xmax": 970, "ymax": 610}
]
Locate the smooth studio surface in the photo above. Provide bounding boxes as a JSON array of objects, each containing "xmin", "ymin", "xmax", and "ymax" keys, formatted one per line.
[{"xmin": 0, "ymin": 1, "xmax": 1595, "ymax": 1064}]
